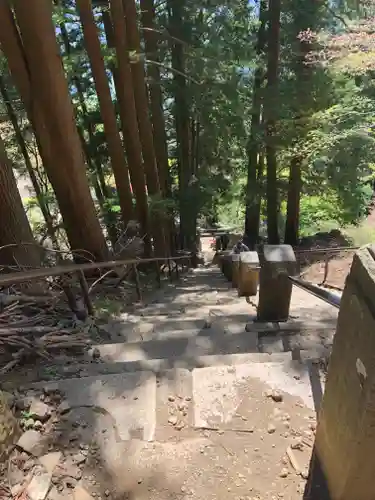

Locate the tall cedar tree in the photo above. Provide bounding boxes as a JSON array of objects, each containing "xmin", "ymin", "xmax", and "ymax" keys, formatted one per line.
[
  {"xmin": 103, "ymin": 0, "xmax": 152, "ymax": 253},
  {"xmin": 284, "ymin": 2, "xmax": 321, "ymax": 245},
  {"xmin": 121, "ymin": 0, "xmax": 166, "ymax": 256},
  {"xmin": 77, "ymin": 0, "xmax": 134, "ymax": 231},
  {"xmin": 0, "ymin": 135, "xmax": 41, "ymax": 268},
  {"xmin": 7, "ymin": 0, "xmax": 108, "ymax": 261},
  {"xmin": 140, "ymin": 0, "xmax": 171, "ymax": 197},
  {"xmin": 244, "ymin": 0, "xmax": 267, "ymax": 248},
  {"xmin": 265, "ymin": 0, "xmax": 281, "ymax": 244},
  {"xmin": 57, "ymin": 9, "xmax": 119, "ymax": 246},
  {"xmin": 168, "ymin": 0, "xmax": 193, "ymax": 250}
]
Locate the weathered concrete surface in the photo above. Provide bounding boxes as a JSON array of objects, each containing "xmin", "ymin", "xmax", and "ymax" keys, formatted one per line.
[
  {"xmin": 312, "ymin": 247, "xmax": 375, "ymax": 500},
  {"xmin": 41, "ymin": 372, "xmax": 157, "ymax": 442},
  {"xmin": 193, "ymin": 361, "xmax": 316, "ymax": 432}
]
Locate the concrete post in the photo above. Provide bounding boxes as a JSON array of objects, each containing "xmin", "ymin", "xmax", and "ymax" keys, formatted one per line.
[
  {"xmin": 231, "ymin": 253, "xmax": 241, "ymax": 288},
  {"xmin": 306, "ymin": 246, "xmax": 375, "ymax": 500},
  {"xmin": 257, "ymin": 244, "xmax": 297, "ymax": 322},
  {"xmin": 238, "ymin": 251, "xmax": 260, "ymax": 297}
]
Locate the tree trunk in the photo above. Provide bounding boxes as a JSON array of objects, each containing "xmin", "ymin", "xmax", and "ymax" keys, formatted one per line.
[
  {"xmin": 77, "ymin": 0, "xmax": 134, "ymax": 232},
  {"xmin": 58, "ymin": 12, "xmax": 118, "ymax": 247},
  {"xmin": 0, "ymin": 135, "xmax": 41, "ymax": 268},
  {"xmin": 284, "ymin": 157, "xmax": 302, "ymax": 245},
  {"xmin": 284, "ymin": 1, "xmax": 319, "ymax": 245},
  {"xmin": 2, "ymin": 1, "xmax": 108, "ymax": 261},
  {"xmin": 101, "ymin": 8, "xmax": 152, "ymax": 255},
  {"xmin": 265, "ymin": 0, "xmax": 281, "ymax": 244},
  {"xmin": 0, "ymin": 74, "xmax": 59, "ymax": 249},
  {"xmin": 168, "ymin": 0, "xmax": 193, "ymax": 250},
  {"xmin": 0, "ymin": 391, "xmax": 20, "ymax": 463},
  {"xmin": 139, "ymin": 0, "xmax": 170, "ymax": 197},
  {"xmin": 120, "ymin": 0, "xmax": 166, "ymax": 256},
  {"xmin": 245, "ymin": 0, "xmax": 267, "ymax": 249}
]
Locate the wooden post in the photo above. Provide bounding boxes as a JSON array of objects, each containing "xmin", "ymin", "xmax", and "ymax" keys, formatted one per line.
[
  {"xmin": 155, "ymin": 259, "xmax": 161, "ymax": 287},
  {"xmin": 167, "ymin": 258, "xmax": 173, "ymax": 282},
  {"xmin": 307, "ymin": 246, "xmax": 375, "ymax": 500},
  {"xmin": 78, "ymin": 269, "xmax": 95, "ymax": 316},
  {"xmin": 257, "ymin": 244, "xmax": 297, "ymax": 322},
  {"xmin": 238, "ymin": 251, "xmax": 259, "ymax": 297},
  {"xmin": 132, "ymin": 263, "xmax": 142, "ymax": 301},
  {"xmin": 175, "ymin": 259, "xmax": 180, "ymax": 279}
]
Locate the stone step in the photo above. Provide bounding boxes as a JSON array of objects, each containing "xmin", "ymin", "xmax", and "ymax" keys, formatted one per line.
[
  {"xmin": 36, "ymin": 352, "xmax": 293, "ymax": 382},
  {"xmin": 27, "ymin": 357, "xmax": 321, "ymax": 447},
  {"xmin": 88, "ymin": 329, "xmax": 259, "ymax": 363}
]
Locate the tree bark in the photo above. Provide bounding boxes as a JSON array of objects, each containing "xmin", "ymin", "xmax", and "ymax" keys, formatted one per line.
[
  {"xmin": 76, "ymin": 0, "xmax": 134, "ymax": 231},
  {"xmin": 139, "ymin": 0, "xmax": 170, "ymax": 197},
  {"xmin": 2, "ymin": 1, "xmax": 108, "ymax": 261},
  {"xmin": 100, "ymin": 4, "xmax": 151, "ymax": 255},
  {"xmin": 58, "ymin": 11, "xmax": 118, "ymax": 246},
  {"xmin": 284, "ymin": 1, "xmax": 319, "ymax": 245},
  {"xmin": 0, "ymin": 74, "xmax": 58, "ymax": 249},
  {"xmin": 245, "ymin": 0, "xmax": 267, "ymax": 249},
  {"xmin": 168, "ymin": 0, "xmax": 193, "ymax": 250},
  {"xmin": 120, "ymin": 0, "xmax": 166, "ymax": 256},
  {"xmin": 0, "ymin": 135, "xmax": 41, "ymax": 268},
  {"xmin": 284, "ymin": 157, "xmax": 302, "ymax": 245},
  {"xmin": 265, "ymin": 0, "xmax": 281, "ymax": 244}
]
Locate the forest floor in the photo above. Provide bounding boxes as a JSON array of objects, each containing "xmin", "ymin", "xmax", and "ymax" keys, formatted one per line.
[{"xmin": 0, "ymin": 250, "xmax": 339, "ymax": 500}]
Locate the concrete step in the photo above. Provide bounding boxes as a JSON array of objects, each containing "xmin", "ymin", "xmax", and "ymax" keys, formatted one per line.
[
  {"xmin": 88, "ymin": 329, "xmax": 259, "ymax": 363},
  {"xmin": 36, "ymin": 349, "xmax": 328, "ymax": 383}
]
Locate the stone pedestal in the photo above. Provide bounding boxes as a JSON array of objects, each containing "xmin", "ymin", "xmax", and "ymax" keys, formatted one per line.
[
  {"xmin": 257, "ymin": 245, "xmax": 297, "ymax": 322},
  {"xmin": 231, "ymin": 254, "xmax": 241, "ymax": 288},
  {"xmin": 307, "ymin": 246, "xmax": 375, "ymax": 500},
  {"xmin": 238, "ymin": 251, "xmax": 259, "ymax": 297}
]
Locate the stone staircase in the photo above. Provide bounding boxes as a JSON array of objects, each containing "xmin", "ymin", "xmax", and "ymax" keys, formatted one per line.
[{"xmin": 11, "ymin": 265, "xmax": 339, "ymax": 500}]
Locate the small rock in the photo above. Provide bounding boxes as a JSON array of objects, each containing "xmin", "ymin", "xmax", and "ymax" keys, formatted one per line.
[
  {"xmin": 104, "ymin": 490, "xmax": 110, "ymax": 497},
  {"xmin": 168, "ymin": 395, "xmax": 175, "ymax": 402},
  {"xmin": 267, "ymin": 424, "xmax": 276, "ymax": 434},
  {"xmin": 44, "ymin": 383, "xmax": 60, "ymax": 395},
  {"xmin": 291, "ymin": 437, "xmax": 304, "ymax": 451},
  {"xmin": 301, "ymin": 469, "xmax": 309, "ymax": 480},
  {"xmin": 185, "ymin": 396, "xmax": 192, "ymax": 402},
  {"xmin": 217, "ymin": 429, "xmax": 224, "ymax": 435},
  {"xmin": 72, "ymin": 452, "xmax": 87, "ymax": 465},
  {"xmin": 90, "ymin": 347, "xmax": 101, "ymax": 360},
  {"xmin": 175, "ymin": 421, "xmax": 185, "ymax": 430},
  {"xmin": 203, "ymin": 319, "xmax": 211, "ymax": 329},
  {"xmin": 38, "ymin": 451, "xmax": 62, "ymax": 475},
  {"xmin": 17, "ymin": 430, "xmax": 45, "ymax": 456},
  {"xmin": 270, "ymin": 391, "xmax": 283, "ymax": 403},
  {"xmin": 73, "ymin": 486, "xmax": 95, "ymax": 500},
  {"xmin": 15, "ymin": 396, "xmax": 32, "ymax": 411},
  {"xmin": 279, "ymin": 468, "xmax": 289, "ymax": 478},
  {"xmin": 58, "ymin": 401, "xmax": 71, "ymax": 414},
  {"xmin": 29, "ymin": 401, "xmax": 50, "ymax": 422},
  {"xmin": 27, "ymin": 470, "xmax": 52, "ymax": 500},
  {"xmin": 168, "ymin": 415, "xmax": 178, "ymax": 426},
  {"xmin": 33, "ymin": 420, "xmax": 43, "ymax": 431}
]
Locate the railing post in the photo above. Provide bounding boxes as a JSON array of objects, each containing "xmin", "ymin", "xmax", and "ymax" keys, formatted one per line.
[
  {"xmin": 77, "ymin": 269, "xmax": 95, "ymax": 316},
  {"xmin": 132, "ymin": 263, "xmax": 142, "ymax": 301},
  {"xmin": 167, "ymin": 258, "xmax": 173, "ymax": 282},
  {"xmin": 155, "ymin": 259, "xmax": 161, "ymax": 287}
]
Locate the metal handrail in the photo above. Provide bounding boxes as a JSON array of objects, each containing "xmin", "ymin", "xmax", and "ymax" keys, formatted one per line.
[{"xmin": 288, "ymin": 275, "xmax": 341, "ymax": 309}]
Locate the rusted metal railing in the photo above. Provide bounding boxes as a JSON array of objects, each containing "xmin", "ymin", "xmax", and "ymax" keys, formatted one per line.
[{"xmin": 288, "ymin": 275, "xmax": 341, "ymax": 309}]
